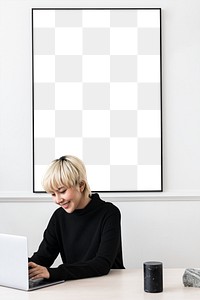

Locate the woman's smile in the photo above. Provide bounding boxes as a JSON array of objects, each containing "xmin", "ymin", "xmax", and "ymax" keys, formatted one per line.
[{"xmin": 61, "ymin": 201, "xmax": 70, "ymax": 209}]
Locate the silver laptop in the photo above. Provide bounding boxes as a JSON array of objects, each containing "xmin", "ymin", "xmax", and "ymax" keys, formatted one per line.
[{"xmin": 0, "ymin": 233, "xmax": 64, "ymax": 291}]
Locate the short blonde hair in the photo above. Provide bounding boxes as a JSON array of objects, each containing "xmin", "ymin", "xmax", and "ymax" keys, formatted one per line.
[{"xmin": 42, "ymin": 155, "xmax": 91, "ymax": 196}]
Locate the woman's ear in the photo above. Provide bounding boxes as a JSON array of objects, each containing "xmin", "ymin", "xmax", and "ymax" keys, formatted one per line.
[{"xmin": 79, "ymin": 181, "xmax": 85, "ymax": 192}]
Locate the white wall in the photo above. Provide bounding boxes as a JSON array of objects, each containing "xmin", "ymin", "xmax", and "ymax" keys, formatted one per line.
[
  {"xmin": 0, "ymin": 0, "xmax": 200, "ymax": 268},
  {"xmin": 1, "ymin": 199, "xmax": 200, "ymax": 269}
]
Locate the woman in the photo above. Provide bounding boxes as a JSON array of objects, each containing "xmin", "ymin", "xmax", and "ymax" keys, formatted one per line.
[{"xmin": 29, "ymin": 155, "xmax": 124, "ymax": 281}]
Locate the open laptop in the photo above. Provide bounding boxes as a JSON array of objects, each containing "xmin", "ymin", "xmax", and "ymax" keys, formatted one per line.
[{"xmin": 0, "ymin": 233, "xmax": 64, "ymax": 291}]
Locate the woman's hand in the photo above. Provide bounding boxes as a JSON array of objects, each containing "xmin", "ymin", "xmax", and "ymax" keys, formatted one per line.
[{"xmin": 28, "ymin": 262, "xmax": 50, "ymax": 280}]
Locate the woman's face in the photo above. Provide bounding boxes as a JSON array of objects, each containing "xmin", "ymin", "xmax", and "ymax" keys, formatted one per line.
[{"xmin": 51, "ymin": 184, "xmax": 88, "ymax": 213}]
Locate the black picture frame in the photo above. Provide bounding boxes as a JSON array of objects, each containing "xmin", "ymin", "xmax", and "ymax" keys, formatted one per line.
[{"xmin": 32, "ymin": 8, "xmax": 163, "ymax": 193}]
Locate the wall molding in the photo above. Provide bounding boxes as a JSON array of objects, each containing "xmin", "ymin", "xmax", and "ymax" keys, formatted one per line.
[{"xmin": 0, "ymin": 191, "xmax": 200, "ymax": 202}]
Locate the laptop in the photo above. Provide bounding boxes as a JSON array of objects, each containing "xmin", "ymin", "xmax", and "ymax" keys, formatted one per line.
[{"xmin": 0, "ymin": 233, "xmax": 64, "ymax": 291}]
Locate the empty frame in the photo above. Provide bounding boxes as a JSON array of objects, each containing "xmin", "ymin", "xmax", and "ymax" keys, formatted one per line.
[{"xmin": 32, "ymin": 8, "xmax": 162, "ymax": 193}]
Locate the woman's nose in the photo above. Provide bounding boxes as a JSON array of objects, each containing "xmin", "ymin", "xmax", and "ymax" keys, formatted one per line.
[{"xmin": 55, "ymin": 195, "xmax": 63, "ymax": 205}]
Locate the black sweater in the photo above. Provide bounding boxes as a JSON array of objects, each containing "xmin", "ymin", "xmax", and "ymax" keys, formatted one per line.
[{"xmin": 30, "ymin": 193, "xmax": 124, "ymax": 281}]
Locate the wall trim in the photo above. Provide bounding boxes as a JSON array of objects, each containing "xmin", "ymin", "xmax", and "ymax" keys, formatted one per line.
[{"xmin": 0, "ymin": 191, "xmax": 200, "ymax": 202}]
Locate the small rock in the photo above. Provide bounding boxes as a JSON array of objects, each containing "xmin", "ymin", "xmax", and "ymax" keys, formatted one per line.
[{"xmin": 183, "ymin": 268, "xmax": 200, "ymax": 288}]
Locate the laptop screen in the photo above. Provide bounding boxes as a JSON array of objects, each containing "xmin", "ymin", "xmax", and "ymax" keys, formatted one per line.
[{"xmin": 0, "ymin": 234, "xmax": 29, "ymax": 290}]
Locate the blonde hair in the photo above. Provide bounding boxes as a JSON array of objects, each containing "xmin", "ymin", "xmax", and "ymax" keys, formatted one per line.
[{"xmin": 42, "ymin": 155, "xmax": 91, "ymax": 196}]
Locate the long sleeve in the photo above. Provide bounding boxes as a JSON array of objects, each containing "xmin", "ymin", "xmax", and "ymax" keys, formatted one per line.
[
  {"xmin": 48, "ymin": 209, "xmax": 124, "ymax": 281},
  {"xmin": 30, "ymin": 194, "xmax": 124, "ymax": 281}
]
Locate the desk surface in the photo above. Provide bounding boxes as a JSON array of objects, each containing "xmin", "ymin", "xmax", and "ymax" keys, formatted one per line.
[{"xmin": 0, "ymin": 269, "xmax": 200, "ymax": 300}]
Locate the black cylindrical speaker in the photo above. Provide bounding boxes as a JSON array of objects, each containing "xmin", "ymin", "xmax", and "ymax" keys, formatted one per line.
[{"xmin": 143, "ymin": 261, "xmax": 163, "ymax": 293}]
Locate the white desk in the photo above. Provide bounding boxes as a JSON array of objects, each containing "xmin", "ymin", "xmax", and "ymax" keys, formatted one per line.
[{"xmin": 0, "ymin": 269, "xmax": 200, "ymax": 300}]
